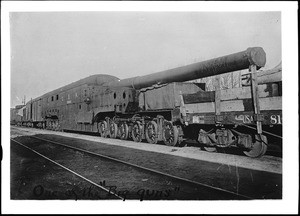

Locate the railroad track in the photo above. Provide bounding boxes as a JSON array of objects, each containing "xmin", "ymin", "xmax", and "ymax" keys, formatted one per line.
[
  {"xmin": 11, "ymin": 136, "xmax": 254, "ymax": 200},
  {"xmin": 12, "ymin": 125, "xmax": 282, "ymax": 159}
]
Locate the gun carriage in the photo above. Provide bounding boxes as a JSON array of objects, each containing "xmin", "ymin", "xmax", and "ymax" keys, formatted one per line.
[{"xmin": 15, "ymin": 47, "xmax": 282, "ymax": 157}]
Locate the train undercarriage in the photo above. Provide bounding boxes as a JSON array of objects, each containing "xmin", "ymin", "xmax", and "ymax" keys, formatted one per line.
[{"xmin": 16, "ymin": 110, "xmax": 281, "ymax": 158}]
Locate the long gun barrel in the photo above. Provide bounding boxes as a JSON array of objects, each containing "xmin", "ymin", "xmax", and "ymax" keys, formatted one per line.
[{"xmin": 108, "ymin": 47, "xmax": 266, "ymax": 90}]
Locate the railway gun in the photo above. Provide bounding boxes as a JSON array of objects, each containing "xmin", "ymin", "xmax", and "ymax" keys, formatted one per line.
[{"xmin": 12, "ymin": 47, "xmax": 282, "ymax": 157}]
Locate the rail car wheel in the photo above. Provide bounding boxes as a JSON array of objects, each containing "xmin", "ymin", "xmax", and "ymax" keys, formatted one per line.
[
  {"xmin": 51, "ymin": 121, "xmax": 55, "ymax": 130},
  {"xmin": 99, "ymin": 121, "xmax": 108, "ymax": 138},
  {"xmin": 46, "ymin": 121, "xmax": 51, "ymax": 130},
  {"xmin": 163, "ymin": 121, "xmax": 179, "ymax": 146},
  {"xmin": 132, "ymin": 121, "xmax": 143, "ymax": 142},
  {"xmin": 119, "ymin": 122, "xmax": 129, "ymax": 140},
  {"xmin": 243, "ymin": 134, "xmax": 268, "ymax": 158},
  {"xmin": 109, "ymin": 121, "xmax": 118, "ymax": 138},
  {"xmin": 53, "ymin": 121, "xmax": 59, "ymax": 130},
  {"xmin": 145, "ymin": 121, "xmax": 158, "ymax": 144}
]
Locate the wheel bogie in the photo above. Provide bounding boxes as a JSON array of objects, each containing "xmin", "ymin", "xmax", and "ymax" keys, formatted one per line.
[
  {"xmin": 196, "ymin": 127, "xmax": 269, "ymax": 157},
  {"xmin": 109, "ymin": 121, "xmax": 118, "ymax": 138},
  {"xmin": 119, "ymin": 122, "xmax": 129, "ymax": 140},
  {"xmin": 243, "ymin": 134, "xmax": 268, "ymax": 158},
  {"xmin": 162, "ymin": 121, "xmax": 179, "ymax": 146},
  {"xmin": 132, "ymin": 121, "xmax": 143, "ymax": 142},
  {"xmin": 99, "ymin": 120, "xmax": 108, "ymax": 138},
  {"xmin": 18, "ymin": 112, "xmax": 270, "ymax": 158},
  {"xmin": 97, "ymin": 116, "xmax": 180, "ymax": 146},
  {"xmin": 145, "ymin": 121, "xmax": 158, "ymax": 144}
]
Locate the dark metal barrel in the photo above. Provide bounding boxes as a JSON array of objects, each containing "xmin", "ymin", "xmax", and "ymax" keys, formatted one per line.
[{"xmin": 108, "ymin": 47, "xmax": 266, "ymax": 90}]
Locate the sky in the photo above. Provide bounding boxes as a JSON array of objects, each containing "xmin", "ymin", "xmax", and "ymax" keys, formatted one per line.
[{"xmin": 10, "ymin": 11, "xmax": 282, "ymax": 108}]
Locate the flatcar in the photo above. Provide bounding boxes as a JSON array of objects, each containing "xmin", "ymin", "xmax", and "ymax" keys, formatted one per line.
[{"xmin": 15, "ymin": 47, "xmax": 282, "ymax": 157}]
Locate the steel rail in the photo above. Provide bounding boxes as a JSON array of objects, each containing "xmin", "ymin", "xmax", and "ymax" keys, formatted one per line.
[
  {"xmin": 11, "ymin": 138, "xmax": 125, "ymax": 201},
  {"xmin": 27, "ymin": 135, "xmax": 253, "ymax": 200}
]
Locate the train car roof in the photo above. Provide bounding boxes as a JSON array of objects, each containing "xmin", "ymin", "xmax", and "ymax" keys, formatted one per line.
[{"xmin": 28, "ymin": 74, "xmax": 119, "ymax": 103}]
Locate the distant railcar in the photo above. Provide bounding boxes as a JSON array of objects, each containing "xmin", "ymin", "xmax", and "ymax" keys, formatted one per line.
[
  {"xmin": 10, "ymin": 105, "xmax": 24, "ymax": 125},
  {"xmin": 16, "ymin": 47, "xmax": 282, "ymax": 157}
]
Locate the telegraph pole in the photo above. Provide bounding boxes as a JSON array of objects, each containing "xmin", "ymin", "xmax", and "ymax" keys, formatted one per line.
[{"xmin": 23, "ymin": 95, "xmax": 26, "ymax": 105}]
